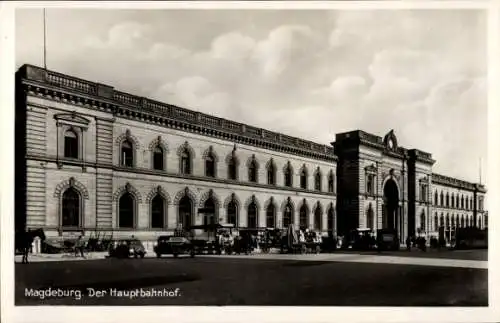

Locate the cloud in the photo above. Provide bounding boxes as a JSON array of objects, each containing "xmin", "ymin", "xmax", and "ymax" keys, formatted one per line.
[
  {"xmin": 210, "ymin": 32, "xmax": 256, "ymax": 60},
  {"xmin": 142, "ymin": 42, "xmax": 191, "ymax": 61},
  {"xmin": 85, "ymin": 21, "xmax": 152, "ymax": 50},
  {"xmin": 311, "ymin": 76, "xmax": 367, "ymax": 105},
  {"xmin": 154, "ymin": 76, "xmax": 236, "ymax": 118},
  {"xmin": 253, "ymin": 25, "xmax": 318, "ymax": 80}
]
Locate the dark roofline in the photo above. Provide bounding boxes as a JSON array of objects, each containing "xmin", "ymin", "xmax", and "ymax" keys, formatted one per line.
[{"xmin": 432, "ymin": 173, "xmax": 487, "ymax": 192}]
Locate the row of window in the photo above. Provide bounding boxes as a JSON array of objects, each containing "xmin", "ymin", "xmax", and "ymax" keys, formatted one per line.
[
  {"xmin": 359, "ymin": 204, "xmax": 485, "ymax": 232},
  {"xmin": 63, "ymin": 129, "xmax": 336, "ymax": 192},
  {"xmin": 428, "ymin": 213, "xmax": 486, "ymax": 231},
  {"xmin": 61, "ymin": 186, "xmax": 336, "ymax": 231},
  {"xmin": 433, "ymin": 190, "xmax": 483, "ymax": 211},
  {"xmin": 364, "ymin": 176, "xmax": 483, "ymax": 211}
]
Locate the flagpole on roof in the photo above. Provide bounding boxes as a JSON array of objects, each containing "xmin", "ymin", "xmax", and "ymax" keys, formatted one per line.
[
  {"xmin": 479, "ymin": 157, "xmax": 482, "ymax": 185},
  {"xmin": 43, "ymin": 8, "xmax": 47, "ymax": 70}
]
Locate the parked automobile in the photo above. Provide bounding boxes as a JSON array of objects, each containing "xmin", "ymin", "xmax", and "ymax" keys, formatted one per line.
[
  {"xmin": 376, "ymin": 229, "xmax": 400, "ymax": 251},
  {"xmin": 109, "ymin": 239, "xmax": 146, "ymax": 258},
  {"xmin": 341, "ymin": 228, "xmax": 376, "ymax": 250},
  {"xmin": 154, "ymin": 236, "xmax": 195, "ymax": 258}
]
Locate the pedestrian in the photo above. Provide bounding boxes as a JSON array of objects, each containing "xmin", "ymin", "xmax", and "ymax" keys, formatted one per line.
[
  {"xmin": 406, "ymin": 236, "xmax": 411, "ymax": 251},
  {"xmin": 74, "ymin": 235, "xmax": 86, "ymax": 258}
]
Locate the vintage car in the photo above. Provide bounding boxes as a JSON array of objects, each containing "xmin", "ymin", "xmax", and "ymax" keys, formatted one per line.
[
  {"xmin": 454, "ymin": 227, "xmax": 488, "ymax": 250},
  {"xmin": 341, "ymin": 228, "xmax": 376, "ymax": 250},
  {"xmin": 376, "ymin": 229, "xmax": 400, "ymax": 251},
  {"xmin": 109, "ymin": 238, "xmax": 146, "ymax": 258},
  {"xmin": 320, "ymin": 232, "xmax": 338, "ymax": 253},
  {"xmin": 187, "ymin": 224, "xmax": 236, "ymax": 254},
  {"xmin": 154, "ymin": 236, "xmax": 195, "ymax": 258}
]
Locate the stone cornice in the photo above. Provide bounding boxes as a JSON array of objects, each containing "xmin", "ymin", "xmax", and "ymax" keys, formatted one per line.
[
  {"xmin": 336, "ymin": 130, "xmax": 411, "ymax": 160},
  {"xmin": 17, "ymin": 64, "xmax": 337, "ymax": 163},
  {"xmin": 407, "ymin": 149, "xmax": 435, "ymax": 166},
  {"xmin": 27, "ymin": 153, "xmax": 337, "ymax": 198},
  {"xmin": 432, "ymin": 173, "xmax": 487, "ymax": 192}
]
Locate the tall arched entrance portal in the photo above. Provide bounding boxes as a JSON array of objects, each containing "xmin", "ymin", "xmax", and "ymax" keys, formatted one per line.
[{"xmin": 382, "ymin": 179, "xmax": 400, "ymax": 233}]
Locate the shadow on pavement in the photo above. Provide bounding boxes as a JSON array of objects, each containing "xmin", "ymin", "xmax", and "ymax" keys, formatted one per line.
[{"xmin": 283, "ymin": 261, "xmax": 331, "ymax": 267}]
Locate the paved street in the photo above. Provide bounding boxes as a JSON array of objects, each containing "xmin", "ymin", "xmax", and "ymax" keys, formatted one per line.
[
  {"xmin": 334, "ymin": 248, "xmax": 488, "ymax": 261},
  {"xmin": 16, "ymin": 250, "xmax": 487, "ymax": 306}
]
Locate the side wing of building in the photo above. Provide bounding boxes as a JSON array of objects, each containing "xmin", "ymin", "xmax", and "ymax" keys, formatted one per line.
[{"xmin": 15, "ymin": 65, "xmax": 338, "ymax": 239}]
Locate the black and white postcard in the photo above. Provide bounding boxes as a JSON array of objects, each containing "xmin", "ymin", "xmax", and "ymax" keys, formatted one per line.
[{"xmin": 1, "ymin": 1, "xmax": 499, "ymax": 323}]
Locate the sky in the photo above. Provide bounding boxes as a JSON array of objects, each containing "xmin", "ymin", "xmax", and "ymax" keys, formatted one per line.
[{"xmin": 15, "ymin": 8, "xmax": 487, "ymax": 185}]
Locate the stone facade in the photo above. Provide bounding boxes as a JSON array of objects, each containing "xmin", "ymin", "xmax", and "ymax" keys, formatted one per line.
[
  {"xmin": 14, "ymin": 64, "xmax": 487, "ymax": 241},
  {"xmin": 430, "ymin": 175, "xmax": 488, "ymax": 239}
]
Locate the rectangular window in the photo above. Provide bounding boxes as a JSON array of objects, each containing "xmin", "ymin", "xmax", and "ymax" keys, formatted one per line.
[
  {"xmin": 420, "ymin": 184, "xmax": 427, "ymax": 202},
  {"xmin": 366, "ymin": 174, "xmax": 374, "ymax": 195}
]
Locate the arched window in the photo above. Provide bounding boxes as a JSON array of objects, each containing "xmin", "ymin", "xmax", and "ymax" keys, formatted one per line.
[
  {"xmin": 440, "ymin": 191, "xmax": 444, "ymax": 206},
  {"xmin": 153, "ymin": 146, "xmax": 164, "ymax": 171},
  {"xmin": 203, "ymin": 197, "xmax": 216, "ymax": 229},
  {"xmin": 119, "ymin": 193, "xmax": 135, "ymax": 228},
  {"xmin": 205, "ymin": 153, "xmax": 216, "ymax": 177},
  {"xmin": 439, "ymin": 213, "xmax": 444, "ymax": 227},
  {"xmin": 227, "ymin": 200, "xmax": 237, "ymax": 226},
  {"xmin": 62, "ymin": 187, "xmax": 80, "ymax": 227},
  {"xmin": 314, "ymin": 170, "xmax": 322, "ymax": 191},
  {"xmin": 461, "ymin": 195, "xmax": 464, "ymax": 209},
  {"xmin": 247, "ymin": 201, "xmax": 258, "ymax": 228},
  {"xmin": 64, "ymin": 130, "xmax": 79, "ymax": 159},
  {"xmin": 327, "ymin": 206, "xmax": 334, "ymax": 232},
  {"xmin": 451, "ymin": 215, "xmax": 455, "ymax": 228},
  {"xmin": 445, "ymin": 214, "xmax": 450, "ymax": 228},
  {"xmin": 267, "ymin": 161, "xmax": 276, "ymax": 185},
  {"xmin": 446, "ymin": 193, "xmax": 449, "ymax": 207},
  {"xmin": 180, "ymin": 148, "xmax": 191, "ymax": 175},
  {"xmin": 434, "ymin": 213, "xmax": 438, "ymax": 231},
  {"xmin": 228, "ymin": 156, "xmax": 238, "ymax": 180},
  {"xmin": 299, "ymin": 204, "xmax": 308, "ymax": 230},
  {"xmin": 300, "ymin": 167, "xmax": 308, "ymax": 189},
  {"xmin": 466, "ymin": 197, "xmax": 469, "ymax": 210},
  {"xmin": 366, "ymin": 204, "xmax": 374, "ymax": 230},
  {"xmin": 283, "ymin": 203, "xmax": 293, "ymax": 228},
  {"xmin": 434, "ymin": 191, "xmax": 438, "ymax": 205},
  {"xmin": 178, "ymin": 196, "xmax": 192, "ymax": 229},
  {"xmin": 328, "ymin": 172, "xmax": 335, "ymax": 193},
  {"xmin": 314, "ymin": 205, "xmax": 322, "ymax": 231},
  {"xmin": 121, "ymin": 140, "xmax": 134, "ymax": 167},
  {"xmin": 266, "ymin": 203, "xmax": 275, "ymax": 228},
  {"xmin": 284, "ymin": 163, "xmax": 293, "ymax": 187},
  {"xmin": 151, "ymin": 195, "xmax": 165, "ymax": 228},
  {"xmin": 455, "ymin": 195, "xmax": 459, "ymax": 208},
  {"xmin": 451, "ymin": 194, "xmax": 455, "ymax": 209},
  {"xmin": 248, "ymin": 160, "xmax": 258, "ymax": 183}
]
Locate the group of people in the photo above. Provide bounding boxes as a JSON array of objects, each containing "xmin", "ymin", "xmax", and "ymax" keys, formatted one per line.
[
  {"xmin": 212, "ymin": 228, "xmax": 324, "ymax": 255},
  {"xmin": 405, "ymin": 235, "xmax": 427, "ymax": 251},
  {"xmin": 213, "ymin": 231, "xmax": 256, "ymax": 255}
]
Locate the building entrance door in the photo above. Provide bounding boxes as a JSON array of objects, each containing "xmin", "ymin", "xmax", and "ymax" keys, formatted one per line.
[{"xmin": 383, "ymin": 179, "xmax": 400, "ymax": 237}]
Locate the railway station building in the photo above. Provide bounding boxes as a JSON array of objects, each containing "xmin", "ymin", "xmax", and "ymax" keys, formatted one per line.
[{"xmin": 14, "ymin": 64, "xmax": 488, "ymax": 243}]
